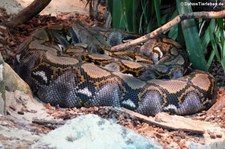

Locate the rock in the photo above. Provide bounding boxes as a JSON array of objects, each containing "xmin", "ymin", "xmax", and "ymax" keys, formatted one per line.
[
  {"xmin": 0, "ymin": 143, "xmax": 4, "ymax": 149},
  {"xmin": 6, "ymin": 90, "xmax": 53, "ymax": 122},
  {"xmin": 0, "ymin": 0, "xmax": 23, "ymax": 15},
  {"xmin": 0, "ymin": 90, "xmax": 54, "ymax": 148},
  {"xmin": 0, "ymin": 53, "xmax": 5, "ymax": 115},
  {"xmin": 32, "ymin": 114, "xmax": 162, "ymax": 149},
  {"xmin": 0, "ymin": 51, "xmax": 32, "ymax": 96},
  {"xmin": 4, "ymin": 63, "xmax": 32, "ymax": 96},
  {"xmin": 187, "ymin": 140, "xmax": 225, "ymax": 149},
  {"xmin": 0, "ymin": 51, "xmax": 33, "ymax": 115},
  {"xmin": 0, "ymin": 124, "xmax": 41, "ymax": 149}
]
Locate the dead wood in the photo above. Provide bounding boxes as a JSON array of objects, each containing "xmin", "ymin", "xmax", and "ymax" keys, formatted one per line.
[
  {"xmin": 111, "ymin": 107, "xmax": 205, "ymax": 134},
  {"xmin": 6, "ymin": 0, "xmax": 52, "ymax": 28},
  {"xmin": 111, "ymin": 10, "xmax": 225, "ymax": 51},
  {"xmin": 32, "ymin": 118, "xmax": 65, "ymax": 129}
]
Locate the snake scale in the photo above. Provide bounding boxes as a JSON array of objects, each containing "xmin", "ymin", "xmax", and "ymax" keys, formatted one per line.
[{"xmin": 13, "ymin": 23, "xmax": 217, "ymax": 116}]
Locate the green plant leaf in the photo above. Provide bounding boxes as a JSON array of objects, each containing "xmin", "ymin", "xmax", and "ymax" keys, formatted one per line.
[
  {"xmin": 168, "ymin": 10, "xmax": 179, "ymax": 40},
  {"xmin": 153, "ymin": 0, "xmax": 161, "ymax": 26},
  {"xmin": 121, "ymin": 0, "xmax": 138, "ymax": 32},
  {"xmin": 176, "ymin": 0, "xmax": 208, "ymax": 71},
  {"xmin": 201, "ymin": 20, "xmax": 215, "ymax": 53},
  {"xmin": 111, "ymin": 0, "xmax": 126, "ymax": 30}
]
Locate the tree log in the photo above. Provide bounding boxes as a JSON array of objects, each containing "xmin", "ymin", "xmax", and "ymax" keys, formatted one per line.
[
  {"xmin": 6, "ymin": 0, "xmax": 52, "ymax": 28},
  {"xmin": 111, "ymin": 107, "xmax": 205, "ymax": 134}
]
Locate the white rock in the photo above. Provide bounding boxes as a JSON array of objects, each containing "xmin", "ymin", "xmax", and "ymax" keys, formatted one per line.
[{"xmin": 32, "ymin": 114, "xmax": 162, "ymax": 149}]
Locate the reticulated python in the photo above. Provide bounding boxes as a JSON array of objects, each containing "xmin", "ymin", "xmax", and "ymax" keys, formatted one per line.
[{"xmin": 13, "ymin": 23, "xmax": 217, "ymax": 116}]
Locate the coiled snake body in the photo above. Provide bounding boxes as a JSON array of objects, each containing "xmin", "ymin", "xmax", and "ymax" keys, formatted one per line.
[{"xmin": 13, "ymin": 23, "xmax": 217, "ymax": 116}]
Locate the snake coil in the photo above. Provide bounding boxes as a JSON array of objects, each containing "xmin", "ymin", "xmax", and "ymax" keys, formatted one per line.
[{"xmin": 13, "ymin": 23, "xmax": 217, "ymax": 116}]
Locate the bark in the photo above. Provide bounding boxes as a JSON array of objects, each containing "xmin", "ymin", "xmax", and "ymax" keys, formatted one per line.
[
  {"xmin": 32, "ymin": 118, "xmax": 65, "ymax": 129},
  {"xmin": 7, "ymin": 0, "xmax": 52, "ymax": 28},
  {"xmin": 111, "ymin": 10, "xmax": 225, "ymax": 51},
  {"xmin": 111, "ymin": 107, "xmax": 205, "ymax": 134}
]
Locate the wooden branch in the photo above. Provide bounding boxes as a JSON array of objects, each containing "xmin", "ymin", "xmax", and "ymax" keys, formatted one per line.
[
  {"xmin": 111, "ymin": 107, "xmax": 205, "ymax": 134},
  {"xmin": 32, "ymin": 118, "xmax": 65, "ymax": 129},
  {"xmin": 111, "ymin": 10, "xmax": 225, "ymax": 51},
  {"xmin": 6, "ymin": 0, "xmax": 52, "ymax": 28}
]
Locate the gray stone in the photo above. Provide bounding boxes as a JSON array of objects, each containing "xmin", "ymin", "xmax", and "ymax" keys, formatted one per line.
[
  {"xmin": 4, "ymin": 63, "xmax": 32, "ymax": 96},
  {"xmin": 0, "ymin": 52, "xmax": 32, "ymax": 115},
  {"xmin": 0, "ymin": 93, "xmax": 4, "ymax": 114},
  {"xmin": 187, "ymin": 140, "xmax": 225, "ymax": 149},
  {"xmin": 0, "ymin": 53, "xmax": 5, "ymax": 115},
  {"xmin": 0, "ymin": 117, "xmax": 41, "ymax": 149},
  {"xmin": 32, "ymin": 114, "xmax": 162, "ymax": 149},
  {"xmin": 0, "ymin": 0, "xmax": 23, "ymax": 15},
  {"xmin": 0, "ymin": 143, "xmax": 3, "ymax": 149}
]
